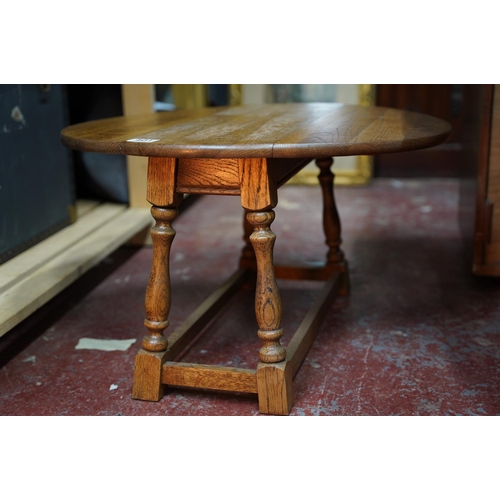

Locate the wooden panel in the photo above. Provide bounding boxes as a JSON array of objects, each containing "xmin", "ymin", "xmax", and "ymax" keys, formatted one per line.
[
  {"xmin": 487, "ymin": 85, "xmax": 500, "ymax": 245},
  {"xmin": 459, "ymin": 86, "xmax": 492, "ymax": 273},
  {"xmin": 147, "ymin": 157, "xmax": 182, "ymax": 207},
  {"xmin": 376, "ymin": 84, "xmax": 463, "ymax": 142},
  {"xmin": 483, "ymin": 85, "xmax": 500, "ymax": 272},
  {"xmin": 177, "ymin": 158, "xmax": 239, "ymax": 191},
  {"xmin": 176, "ymin": 158, "xmax": 312, "ymax": 194},
  {"xmin": 0, "ymin": 207, "xmax": 152, "ymax": 337},
  {"xmin": 122, "ymin": 85, "xmax": 155, "ymax": 116},
  {"xmin": 375, "ymin": 84, "xmax": 463, "ymax": 177},
  {"xmin": 171, "ymin": 85, "xmax": 208, "ymax": 110},
  {"xmin": 162, "ymin": 362, "xmax": 258, "ymax": 393},
  {"xmin": 239, "ymin": 158, "xmax": 277, "ymax": 210},
  {"xmin": 484, "ymin": 243, "xmax": 500, "ymax": 270},
  {"xmin": 458, "ymin": 85, "xmax": 500, "ymax": 276},
  {"xmin": 76, "ymin": 199, "xmax": 100, "ymax": 218},
  {"xmin": 0, "ymin": 202, "xmax": 125, "ymax": 295}
]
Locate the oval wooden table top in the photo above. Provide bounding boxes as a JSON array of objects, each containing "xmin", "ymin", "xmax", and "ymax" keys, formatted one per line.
[{"xmin": 61, "ymin": 103, "xmax": 452, "ymax": 159}]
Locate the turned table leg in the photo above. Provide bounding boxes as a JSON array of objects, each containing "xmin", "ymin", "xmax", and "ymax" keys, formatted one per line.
[
  {"xmin": 238, "ymin": 157, "xmax": 293, "ymax": 415},
  {"xmin": 247, "ymin": 210, "xmax": 293, "ymax": 415},
  {"xmin": 239, "ymin": 210, "xmax": 256, "ymax": 270},
  {"xmin": 133, "ymin": 157, "xmax": 182, "ymax": 401},
  {"xmin": 316, "ymin": 157, "xmax": 350, "ymax": 295},
  {"xmin": 142, "ymin": 206, "xmax": 178, "ymax": 353},
  {"xmin": 132, "ymin": 207, "xmax": 178, "ymax": 401}
]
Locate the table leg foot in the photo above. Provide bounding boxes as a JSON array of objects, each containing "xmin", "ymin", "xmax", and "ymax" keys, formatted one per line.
[
  {"xmin": 132, "ymin": 349, "xmax": 167, "ymax": 401},
  {"xmin": 257, "ymin": 361, "xmax": 294, "ymax": 415},
  {"xmin": 133, "ymin": 203, "xmax": 178, "ymax": 402}
]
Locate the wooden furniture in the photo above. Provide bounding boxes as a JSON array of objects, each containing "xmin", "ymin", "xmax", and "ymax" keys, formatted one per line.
[
  {"xmin": 375, "ymin": 84, "xmax": 464, "ymax": 178},
  {"xmin": 61, "ymin": 103, "xmax": 451, "ymax": 415},
  {"xmin": 122, "ymin": 84, "xmax": 212, "ymax": 211},
  {"xmin": 241, "ymin": 84, "xmax": 376, "ymax": 186},
  {"xmin": 460, "ymin": 84, "xmax": 500, "ymax": 276}
]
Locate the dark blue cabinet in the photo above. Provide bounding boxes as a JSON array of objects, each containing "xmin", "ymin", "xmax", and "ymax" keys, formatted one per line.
[{"xmin": 0, "ymin": 84, "xmax": 75, "ymax": 264}]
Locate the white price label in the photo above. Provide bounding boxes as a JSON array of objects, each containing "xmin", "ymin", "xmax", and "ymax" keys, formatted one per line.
[{"xmin": 126, "ymin": 138, "xmax": 159, "ymax": 143}]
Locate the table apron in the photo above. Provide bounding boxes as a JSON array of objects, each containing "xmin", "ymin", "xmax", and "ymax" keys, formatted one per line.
[{"xmin": 174, "ymin": 157, "xmax": 313, "ymax": 196}]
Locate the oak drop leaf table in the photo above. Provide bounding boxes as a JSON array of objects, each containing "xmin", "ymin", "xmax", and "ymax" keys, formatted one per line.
[{"xmin": 61, "ymin": 103, "xmax": 451, "ymax": 415}]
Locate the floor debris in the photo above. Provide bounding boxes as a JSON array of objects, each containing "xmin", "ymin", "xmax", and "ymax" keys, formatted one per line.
[{"xmin": 75, "ymin": 338, "xmax": 136, "ymax": 351}]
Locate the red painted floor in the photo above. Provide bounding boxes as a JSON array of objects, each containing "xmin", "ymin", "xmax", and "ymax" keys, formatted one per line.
[{"xmin": 1, "ymin": 179, "xmax": 500, "ymax": 415}]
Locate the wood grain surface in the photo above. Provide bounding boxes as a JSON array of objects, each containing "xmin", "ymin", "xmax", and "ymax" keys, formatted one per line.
[
  {"xmin": 61, "ymin": 103, "xmax": 452, "ymax": 159},
  {"xmin": 162, "ymin": 362, "xmax": 258, "ymax": 393}
]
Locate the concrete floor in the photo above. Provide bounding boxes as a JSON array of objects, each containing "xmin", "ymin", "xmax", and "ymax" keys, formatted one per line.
[{"xmin": 1, "ymin": 179, "xmax": 499, "ymax": 415}]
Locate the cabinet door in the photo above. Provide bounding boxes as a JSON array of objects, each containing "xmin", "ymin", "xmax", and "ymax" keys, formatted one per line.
[
  {"xmin": 0, "ymin": 84, "xmax": 74, "ymax": 264},
  {"xmin": 483, "ymin": 85, "xmax": 500, "ymax": 273},
  {"xmin": 459, "ymin": 84, "xmax": 500, "ymax": 276}
]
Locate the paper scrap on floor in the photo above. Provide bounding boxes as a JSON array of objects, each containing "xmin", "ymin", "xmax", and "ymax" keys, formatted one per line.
[{"xmin": 75, "ymin": 338, "xmax": 137, "ymax": 351}]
